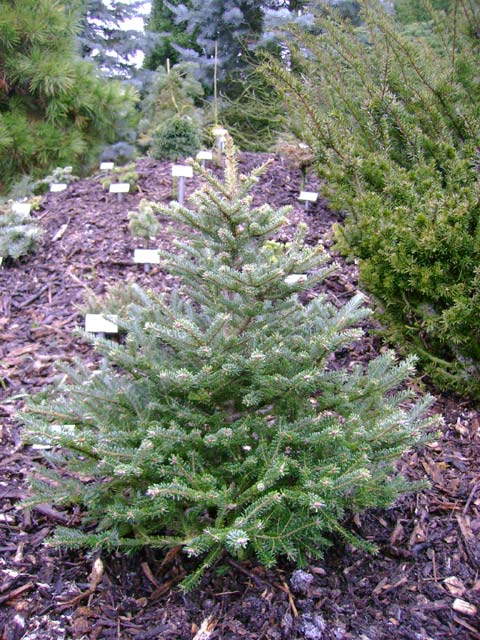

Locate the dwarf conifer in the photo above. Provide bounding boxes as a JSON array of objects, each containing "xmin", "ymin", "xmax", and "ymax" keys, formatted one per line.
[{"xmin": 23, "ymin": 137, "xmax": 436, "ymax": 589}]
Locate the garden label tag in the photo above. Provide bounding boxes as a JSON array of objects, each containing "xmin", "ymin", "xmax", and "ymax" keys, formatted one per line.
[
  {"xmin": 299, "ymin": 191, "xmax": 318, "ymax": 211},
  {"xmin": 285, "ymin": 274, "xmax": 308, "ymax": 285},
  {"xmin": 212, "ymin": 127, "xmax": 228, "ymax": 137},
  {"xmin": 298, "ymin": 191, "xmax": 318, "ymax": 202},
  {"xmin": 100, "ymin": 162, "xmax": 115, "ymax": 170},
  {"xmin": 85, "ymin": 314, "xmax": 119, "ymax": 333},
  {"xmin": 171, "ymin": 165, "xmax": 193, "ymax": 178},
  {"xmin": 109, "ymin": 183, "xmax": 130, "ymax": 193},
  {"xmin": 172, "ymin": 165, "xmax": 193, "ymax": 205},
  {"xmin": 196, "ymin": 151, "xmax": 213, "ymax": 161},
  {"xmin": 196, "ymin": 150, "xmax": 213, "ymax": 170},
  {"xmin": 12, "ymin": 202, "xmax": 31, "ymax": 215},
  {"xmin": 134, "ymin": 249, "xmax": 161, "ymax": 264},
  {"xmin": 50, "ymin": 184, "xmax": 67, "ymax": 192}
]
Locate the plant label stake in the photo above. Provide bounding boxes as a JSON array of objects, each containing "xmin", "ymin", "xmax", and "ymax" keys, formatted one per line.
[
  {"xmin": 50, "ymin": 184, "xmax": 67, "ymax": 193},
  {"xmin": 134, "ymin": 248, "xmax": 161, "ymax": 273},
  {"xmin": 100, "ymin": 162, "xmax": 115, "ymax": 171},
  {"xmin": 85, "ymin": 314, "xmax": 119, "ymax": 339},
  {"xmin": 11, "ymin": 202, "xmax": 31, "ymax": 215},
  {"xmin": 172, "ymin": 165, "xmax": 193, "ymax": 205},
  {"xmin": 109, "ymin": 182, "xmax": 130, "ymax": 203},
  {"xmin": 285, "ymin": 274, "xmax": 308, "ymax": 286},
  {"xmin": 212, "ymin": 127, "xmax": 228, "ymax": 153},
  {"xmin": 298, "ymin": 191, "xmax": 318, "ymax": 211},
  {"xmin": 196, "ymin": 150, "xmax": 213, "ymax": 170}
]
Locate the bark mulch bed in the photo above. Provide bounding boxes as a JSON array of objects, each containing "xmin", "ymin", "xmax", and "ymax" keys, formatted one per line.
[{"xmin": 1, "ymin": 154, "xmax": 479, "ymax": 640}]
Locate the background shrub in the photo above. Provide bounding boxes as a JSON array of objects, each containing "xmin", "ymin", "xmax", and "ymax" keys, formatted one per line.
[
  {"xmin": 150, "ymin": 115, "xmax": 202, "ymax": 161},
  {"xmin": 262, "ymin": 0, "xmax": 480, "ymax": 397}
]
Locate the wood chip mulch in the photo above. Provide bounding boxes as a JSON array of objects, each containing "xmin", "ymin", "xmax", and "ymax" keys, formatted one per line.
[{"xmin": 0, "ymin": 154, "xmax": 479, "ymax": 640}]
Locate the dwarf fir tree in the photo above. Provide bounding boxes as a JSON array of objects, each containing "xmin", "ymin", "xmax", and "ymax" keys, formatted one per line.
[{"xmin": 23, "ymin": 137, "xmax": 436, "ymax": 589}]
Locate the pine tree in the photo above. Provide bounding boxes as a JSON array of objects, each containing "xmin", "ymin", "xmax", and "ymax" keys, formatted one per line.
[
  {"xmin": 22, "ymin": 137, "xmax": 436, "ymax": 589},
  {"xmin": 0, "ymin": 0, "xmax": 138, "ymax": 193}
]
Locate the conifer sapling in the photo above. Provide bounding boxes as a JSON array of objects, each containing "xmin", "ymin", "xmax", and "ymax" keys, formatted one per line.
[{"xmin": 22, "ymin": 136, "xmax": 437, "ymax": 589}]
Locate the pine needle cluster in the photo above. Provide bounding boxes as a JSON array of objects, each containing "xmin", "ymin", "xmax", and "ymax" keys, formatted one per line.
[{"xmin": 22, "ymin": 137, "xmax": 437, "ymax": 589}]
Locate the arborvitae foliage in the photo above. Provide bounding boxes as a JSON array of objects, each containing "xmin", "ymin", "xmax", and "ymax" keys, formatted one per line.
[
  {"xmin": 66, "ymin": 0, "xmax": 149, "ymax": 77},
  {"xmin": 0, "ymin": 204, "xmax": 43, "ymax": 261},
  {"xmin": 0, "ymin": 0, "xmax": 138, "ymax": 193},
  {"xmin": 144, "ymin": 0, "xmax": 198, "ymax": 71},
  {"xmin": 262, "ymin": 0, "xmax": 480, "ymax": 397},
  {"xmin": 22, "ymin": 137, "xmax": 436, "ymax": 590}
]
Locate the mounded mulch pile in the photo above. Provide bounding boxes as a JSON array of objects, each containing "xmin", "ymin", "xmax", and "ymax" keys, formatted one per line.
[{"xmin": 0, "ymin": 154, "xmax": 479, "ymax": 640}]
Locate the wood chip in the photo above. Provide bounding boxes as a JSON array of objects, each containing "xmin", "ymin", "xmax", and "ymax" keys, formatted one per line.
[
  {"xmin": 452, "ymin": 598, "xmax": 477, "ymax": 616},
  {"xmin": 443, "ymin": 576, "xmax": 466, "ymax": 597}
]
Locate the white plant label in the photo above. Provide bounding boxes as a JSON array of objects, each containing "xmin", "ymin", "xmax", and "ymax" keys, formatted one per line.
[
  {"xmin": 172, "ymin": 165, "xmax": 193, "ymax": 178},
  {"xmin": 134, "ymin": 249, "xmax": 161, "ymax": 264},
  {"xmin": 109, "ymin": 183, "xmax": 130, "ymax": 193},
  {"xmin": 100, "ymin": 162, "xmax": 115, "ymax": 170},
  {"xmin": 50, "ymin": 183, "xmax": 67, "ymax": 193},
  {"xmin": 85, "ymin": 314, "xmax": 119, "ymax": 333},
  {"xmin": 212, "ymin": 127, "xmax": 228, "ymax": 137},
  {"xmin": 285, "ymin": 274, "xmax": 308, "ymax": 285},
  {"xmin": 298, "ymin": 191, "xmax": 318, "ymax": 202},
  {"xmin": 50, "ymin": 424, "xmax": 76, "ymax": 435},
  {"xmin": 12, "ymin": 202, "xmax": 31, "ymax": 215},
  {"xmin": 196, "ymin": 151, "xmax": 213, "ymax": 161}
]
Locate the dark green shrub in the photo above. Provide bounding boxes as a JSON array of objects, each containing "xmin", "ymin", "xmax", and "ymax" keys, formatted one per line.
[
  {"xmin": 262, "ymin": 0, "xmax": 480, "ymax": 397},
  {"xmin": 150, "ymin": 115, "xmax": 202, "ymax": 161}
]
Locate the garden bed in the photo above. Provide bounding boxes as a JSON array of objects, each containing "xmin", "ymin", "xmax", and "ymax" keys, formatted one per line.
[{"xmin": 0, "ymin": 154, "xmax": 479, "ymax": 640}]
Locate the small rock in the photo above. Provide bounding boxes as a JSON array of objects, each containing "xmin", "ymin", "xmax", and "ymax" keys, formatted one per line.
[
  {"xmin": 298, "ymin": 613, "xmax": 327, "ymax": 640},
  {"xmin": 290, "ymin": 569, "xmax": 314, "ymax": 594}
]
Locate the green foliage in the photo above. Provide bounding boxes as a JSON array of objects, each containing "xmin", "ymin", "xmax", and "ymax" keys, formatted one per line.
[
  {"xmin": 138, "ymin": 62, "xmax": 204, "ymax": 151},
  {"xmin": 65, "ymin": 0, "xmax": 149, "ymax": 77},
  {"xmin": 150, "ymin": 115, "xmax": 202, "ymax": 161},
  {"xmin": 144, "ymin": 0, "xmax": 199, "ymax": 70},
  {"xmin": 394, "ymin": 0, "xmax": 450, "ymax": 24},
  {"xmin": 0, "ymin": 0, "xmax": 139, "ymax": 193},
  {"xmin": 262, "ymin": 0, "xmax": 480, "ymax": 397},
  {"xmin": 82, "ymin": 282, "xmax": 147, "ymax": 319},
  {"xmin": 22, "ymin": 137, "xmax": 437, "ymax": 589},
  {"xmin": 33, "ymin": 166, "xmax": 79, "ymax": 195},
  {"xmin": 128, "ymin": 199, "xmax": 161, "ymax": 239},
  {"xmin": 101, "ymin": 164, "xmax": 139, "ymax": 193},
  {"xmin": 0, "ymin": 204, "xmax": 43, "ymax": 261},
  {"xmin": 215, "ymin": 71, "xmax": 285, "ymax": 152}
]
